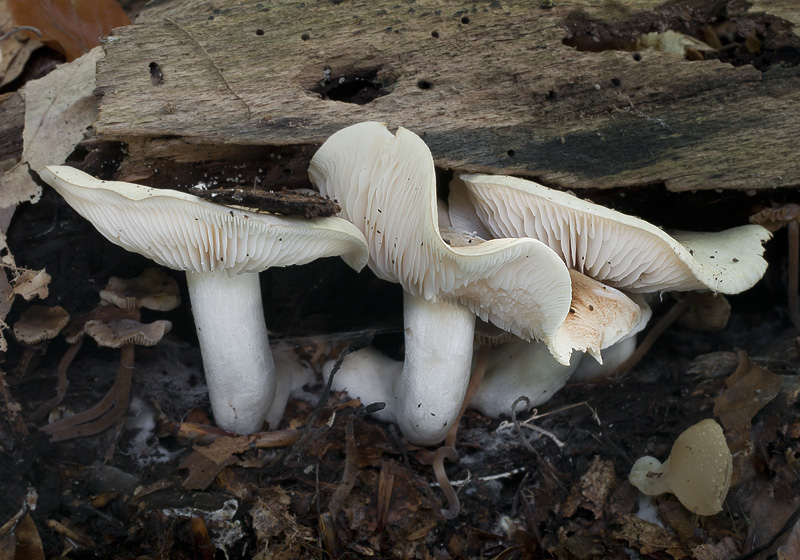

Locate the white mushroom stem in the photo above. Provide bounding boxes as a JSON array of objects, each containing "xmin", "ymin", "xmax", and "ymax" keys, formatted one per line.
[
  {"xmin": 329, "ymin": 296, "xmax": 477, "ymax": 445},
  {"xmin": 186, "ymin": 271, "xmax": 276, "ymax": 435},
  {"xmin": 398, "ymin": 294, "xmax": 476, "ymax": 445}
]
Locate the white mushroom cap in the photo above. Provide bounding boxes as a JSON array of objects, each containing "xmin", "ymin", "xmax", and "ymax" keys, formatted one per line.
[
  {"xmin": 450, "ymin": 174, "xmax": 771, "ymax": 295},
  {"xmin": 37, "ymin": 166, "xmax": 369, "ymax": 275},
  {"xmin": 629, "ymin": 418, "xmax": 732, "ymax": 515},
  {"xmin": 309, "ymin": 122, "xmax": 573, "ymax": 345}
]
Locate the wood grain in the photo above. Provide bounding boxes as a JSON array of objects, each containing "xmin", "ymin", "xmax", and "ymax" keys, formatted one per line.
[{"xmin": 93, "ymin": 0, "xmax": 800, "ymax": 191}]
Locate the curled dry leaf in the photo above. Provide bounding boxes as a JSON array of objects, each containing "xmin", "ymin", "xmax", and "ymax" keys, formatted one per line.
[
  {"xmin": 7, "ymin": 0, "xmax": 130, "ymax": 61},
  {"xmin": 713, "ymin": 351, "xmax": 783, "ymax": 431},
  {"xmin": 0, "ymin": 46, "xmax": 101, "ymax": 209}
]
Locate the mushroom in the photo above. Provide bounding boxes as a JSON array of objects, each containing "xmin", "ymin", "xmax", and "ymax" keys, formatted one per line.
[
  {"xmin": 629, "ymin": 418, "xmax": 732, "ymax": 516},
  {"xmin": 470, "ymin": 270, "xmax": 650, "ymax": 417},
  {"xmin": 309, "ymin": 122, "xmax": 575, "ymax": 445},
  {"xmin": 450, "ymin": 174, "xmax": 770, "ymax": 378},
  {"xmin": 450, "ymin": 174, "xmax": 771, "ymax": 295},
  {"xmin": 99, "ymin": 267, "xmax": 181, "ymax": 312},
  {"xmin": 37, "ymin": 166, "xmax": 369, "ymax": 435},
  {"xmin": 13, "ymin": 304, "xmax": 70, "ymax": 376}
]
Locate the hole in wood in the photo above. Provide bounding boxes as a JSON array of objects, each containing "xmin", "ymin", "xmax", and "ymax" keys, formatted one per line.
[
  {"xmin": 460, "ymin": 16, "xmax": 470, "ymax": 24},
  {"xmin": 312, "ymin": 67, "xmax": 392, "ymax": 105},
  {"xmin": 417, "ymin": 80, "xmax": 432, "ymax": 90},
  {"xmin": 562, "ymin": 10, "xmax": 800, "ymax": 72},
  {"xmin": 149, "ymin": 62, "xmax": 164, "ymax": 86}
]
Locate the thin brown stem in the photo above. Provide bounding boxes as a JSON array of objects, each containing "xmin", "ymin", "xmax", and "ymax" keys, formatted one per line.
[
  {"xmin": 609, "ymin": 298, "xmax": 690, "ymax": 378},
  {"xmin": 445, "ymin": 343, "xmax": 490, "ymax": 448},
  {"xmin": 40, "ymin": 345, "xmax": 135, "ymax": 441},
  {"xmin": 14, "ymin": 347, "xmax": 38, "ymax": 378},
  {"xmin": 788, "ymin": 221, "xmax": 800, "ymax": 330},
  {"xmin": 433, "ymin": 446, "xmax": 460, "ymax": 519},
  {"xmin": 31, "ymin": 339, "xmax": 83, "ymax": 422}
]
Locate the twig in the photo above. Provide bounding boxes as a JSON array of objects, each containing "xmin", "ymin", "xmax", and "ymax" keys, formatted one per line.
[
  {"xmin": 0, "ymin": 26, "xmax": 42, "ymax": 42},
  {"xmin": 282, "ymin": 336, "xmax": 371, "ymax": 463},
  {"xmin": 166, "ymin": 18, "xmax": 252, "ymax": 119},
  {"xmin": 510, "ymin": 398, "xmax": 566, "ymax": 491},
  {"xmin": 376, "ymin": 460, "xmax": 395, "ymax": 532},
  {"xmin": 515, "ymin": 473, "xmax": 542, "ymax": 545},
  {"xmin": 509, "ymin": 396, "xmax": 565, "ymax": 448},
  {"xmin": 327, "ymin": 418, "xmax": 359, "ymax": 517},
  {"xmin": 430, "ymin": 466, "xmax": 525, "ymax": 488},
  {"xmin": 608, "ymin": 298, "xmax": 690, "ymax": 378},
  {"xmin": 0, "ymin": 487, "xmax": 37, "ymax": 538},
  {"xmin": 730, "ymin": 500, "xmax": 800, "ymax": 560}
]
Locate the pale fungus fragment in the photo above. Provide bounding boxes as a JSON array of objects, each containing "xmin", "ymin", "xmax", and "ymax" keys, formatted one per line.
[{"xmin": 629, "ymin": 418, "xmax": 732, "ymax": 516}]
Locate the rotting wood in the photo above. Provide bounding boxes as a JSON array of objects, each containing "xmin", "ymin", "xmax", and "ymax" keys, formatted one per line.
[{"xmin": 89, "ymin": 0, "xmax": 798, "ymax": 192}]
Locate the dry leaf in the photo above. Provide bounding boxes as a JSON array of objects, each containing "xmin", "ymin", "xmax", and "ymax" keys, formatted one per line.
[
  {"xmin": 194, "ymin": 436, "xmax": 250, "ymax": 464},
  {"xmin": 562, "ymin": 456, "xmax": 616, "ymax": 519},
  {"xmin": 0, "ymin": 46, "xmax": 101, "ymax": 209},
  {"xmin": 178, "ymin": 450, "xmax": 238, "ymax": 491},
  {"xmin": 7, "ymin": 0, "xmax": 129, "ymax": 61},
  {"xmin": 11, "ymin": 268, "xmax": 50, "ymax": 300},
  {"xmin": 612, "ymin": 514, "xmax": 687, "ymax": 559},
  {"xmin": 713, "ymin": 351, "xmax": 782, "ymax": 431},
  {"xmin": 691, "ymin": 536, "xmax": 739, "ymax": 560},
  {"xmin": 777, "ymin": 516, "xmax": 800, "ymax": 560},
  {"xmin": 12, "ymin": 514, "xmax": 45, "ymax": 560}
]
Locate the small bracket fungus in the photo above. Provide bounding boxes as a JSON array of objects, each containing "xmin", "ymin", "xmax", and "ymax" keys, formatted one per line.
[
  {"xmin": 310, "ymin": 122, "xmax": 576, "ymax": 445},
  {"xmin": 629, "ymin": 418, "xmax": 732, "ymax": 516},
  {"xmin": 38, "ymin": 166, "xmax": 369, "ymax": 435}
]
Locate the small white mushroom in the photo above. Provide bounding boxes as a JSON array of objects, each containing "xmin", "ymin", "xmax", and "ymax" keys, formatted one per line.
[
  {"xmin": 629, "ymin": 418, "xmax": 732, "ymax": 515},
  {"xmin": 38, "ymin": 166, "xmax": 369, "ymax": 435}
]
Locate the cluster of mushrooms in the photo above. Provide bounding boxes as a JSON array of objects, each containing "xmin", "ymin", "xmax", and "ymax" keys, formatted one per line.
[{"xmin": 38, "ymin": 122, "xmax": 770, "ymax": 512}]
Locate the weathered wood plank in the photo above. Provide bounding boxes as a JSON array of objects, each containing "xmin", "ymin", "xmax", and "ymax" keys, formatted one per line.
[{"xmin": 95, "ymin": 0, "xmax": 800, "ymax": 191}]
